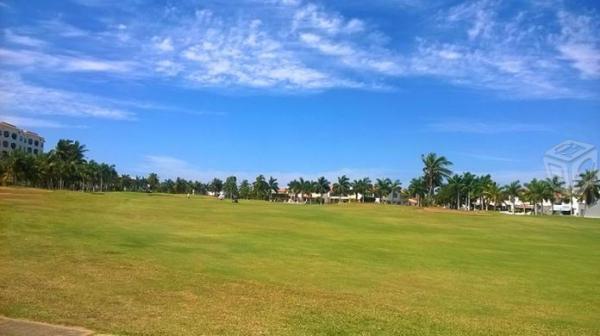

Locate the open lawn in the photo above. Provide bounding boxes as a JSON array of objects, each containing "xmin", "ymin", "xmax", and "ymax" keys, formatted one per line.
[{"xmin": 1, "ymin": 187, "xmax": 599, "ymax": 335}]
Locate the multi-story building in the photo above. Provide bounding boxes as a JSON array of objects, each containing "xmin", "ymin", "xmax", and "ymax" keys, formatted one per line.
[{"xmin": 0, "ymin": 122, "xmax": 45, "ymax": 156}]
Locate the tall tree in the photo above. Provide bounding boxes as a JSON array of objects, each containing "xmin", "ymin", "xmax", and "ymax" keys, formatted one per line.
[
  {"xmin": 575, "ymin": 170, "xmax": 600, "ymax": 210},
  {"xmin": 504, "ymin": 181, "xmax": 522, "ymax": 214},
  {"xmin": 209, "ymin": 178, "xmax": 224, "ymax": 196},
  {"xmin": 312, "ymin": 176, "xmax": 331, "ymax": 204},
  {"xmin": 252, "ymin": 175, "xmax": 269, "ymax": 200},
  {"xmin": 288, "ymin": 179, "xmax": 301, "ymax": 202},
  {"xmin": 524, "ymin": 179, "xmax": 552, "ymax": 215},
  {"xmin": 484, "ymin": 181, "xmax": 504, "ymax": 211},
  {"xmin": 351, "ymin": 177, "xmax": 371, "ymax": 203},
  {"xmin": 374, "ymin": 178, "xmax": 391, "ymax": 204},
  {"xmin": 223, "ymin": 176, "xmax": 238, "ymax": 199},
  {"xmin": 545, "ymin": 176, "xmax": 565, "ymax": 215},
  {"xmin": 446, "ymin": 175, "xmax": 465, "ymax": 210},
  {"xmin": 332, "ymin": 175, "xmax": 351, "ymax": 203},
  {"xmin": 239, "ymin": 179, "xmax": 251, "ymax": 199},
  {"xmin": 267, "ymin": 176, "xmax": 279, "ymax": 201},
  {"xmin": 54, "ymin": 139, "xmax": 87, "ymax": 189},
  {"xmin": 408, "ymin": 177, "xmax": 427, "ymax": 206},
  {"xmin": 421, "ymin": 153, "xmax": 453, "ymax": 200},
  {"xmin": 389, "ymin": 179, "xmax": 402, "ymax": 204},
  {"xmin": 147, "ymin": 173, "xmax": 160, "ymax": 192}
]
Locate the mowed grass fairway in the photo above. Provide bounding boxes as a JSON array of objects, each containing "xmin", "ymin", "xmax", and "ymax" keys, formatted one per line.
[{"xmin": 1, "ymin": 188, "xmax": 599, "ymax": 336}]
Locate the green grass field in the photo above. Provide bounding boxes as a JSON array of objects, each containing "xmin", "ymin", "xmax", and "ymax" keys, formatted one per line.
[{"xmin": 1, "ymin": 187, "xmax": 599, "ymax": 335}]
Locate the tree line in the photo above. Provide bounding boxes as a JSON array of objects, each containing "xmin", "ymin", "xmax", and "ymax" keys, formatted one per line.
[{"xmin": 1, "ymin": 140, "xmax": 599, "ymax": 214}]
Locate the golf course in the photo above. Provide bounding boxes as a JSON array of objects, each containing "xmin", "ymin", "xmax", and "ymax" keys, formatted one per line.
[{"xmin": 1, "ymin": 187, "xmax": 599, "ymax": 335}]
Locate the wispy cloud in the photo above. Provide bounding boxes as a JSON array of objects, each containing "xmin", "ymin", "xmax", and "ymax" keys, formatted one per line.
[
  {"xmin": 407, "ymin": 0, "xmax": 600, "ymax": 99},
  {"xmin": 453, "ymin": 152, "xmax": 520, "ymax": 163},
  {"xmin": 0, "ymin": 115, "xmax": 86, "ymax": 129},
  {"xmin": 0, "ymin": 48, "xmax": 135, "ymax": 73},
  {"xmin": 1, "ymin": 0, "xmax": 598, "ymax": 98},
  {"xmin": 556, "ymin": 10, "xmax": 600, "ymax": 78},
  {"xmin": 0, "ymin": 73, "xmax": 135, "ymax": 120},
  {"xmin": 465, "ymin": 169, "xmax": 548, "ymax": 184},
  {"xmin": 3, "ymin": 29, "xmax": 47, "ymax": 47},
  {"xmin": 37, "ymin": 18, "xmax": 90, "ymax": 38},
  {"xmin": 427, "ymin": 120, "xmax": 553, "ymax": 134},
  {"xmin": 135, "ymin": 155, "xmax": 406, "ymax": 184}
]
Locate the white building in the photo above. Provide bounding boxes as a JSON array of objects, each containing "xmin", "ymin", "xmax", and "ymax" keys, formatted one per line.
[
  {"xmin": 498, "ymin": 196, "xmax": 597, "ymax": 218},
  {"xmin": 0, "ymin": 122, "xmax": 45, "ymax": 156}
]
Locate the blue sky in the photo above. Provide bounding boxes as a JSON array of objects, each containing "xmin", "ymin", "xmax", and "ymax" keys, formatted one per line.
[{"xmin": 1, "ymin": 0, "xmax": 599, "ymax": 184}]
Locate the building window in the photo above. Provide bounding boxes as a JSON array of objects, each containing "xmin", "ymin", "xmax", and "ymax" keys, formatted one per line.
[
  {"xmin": 2, "ymin": 141, "xmax": 7, "ymax": 148},
  {"xmin": 33, "ymin": 149, "xmax": 38, "ymax": 154},
  {"xmin": 10, "ymin": 143, "xmax": 16, "ymax": 149},
  {"xmin": 34, "ymin": 140, "xmax": 39, "ymax": 146},
  {"xmin": 11, "ymin": 133, "xmax": 17, "ymax": 140},
  {"xmin": 3, "ymin": 131, "xmax": 8, "ymax": 137},
  {"xmin": 28, "ymin": 138, "xmax": 33, "ymax": 145},
  {"xmin": 27, "ymin": 147, "xmax": 32, "ymax": 153}
]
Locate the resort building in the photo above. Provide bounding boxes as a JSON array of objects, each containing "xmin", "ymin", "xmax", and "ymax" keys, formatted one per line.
[{"xmin": 0, "ymin": 122, "xmax": 45, "ymax": 156}]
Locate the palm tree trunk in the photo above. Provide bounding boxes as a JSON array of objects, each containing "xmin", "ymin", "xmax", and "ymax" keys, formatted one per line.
[{"xmin": 457, "ymin": 191, "xmax": 460, "ymax": 210}]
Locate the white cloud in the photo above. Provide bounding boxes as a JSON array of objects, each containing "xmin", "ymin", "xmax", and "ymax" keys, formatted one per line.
[
  {"xmin": 0, "ymin": 115, "xmax": 85, "ymax": 129},
  {"xmin": 154, "ymin": 59, "xmax": 182, "ymax": 76},
  {"xmin": 153, "ymin": 36, "xmax": 174, "ymax": 52},
  {"xmin": 147, "ymin": 9, "xmax": 363, "ymax": 90},
  {"xmin": 0, "ymin": 48, "xmax": 135, "ymax": 73},
  {"xmin": 408, "ymin": 1, "xmax": 599, "ymax": 98},
  {"xmin": 0, "ymin": 73, "xmax": 134, "ymax": 120},
  {"xmin": 4, "ymin": 29, "xmax": 47, "ymax": 47},
  {"xmin": 136, "ymin": 155, "xmax": 406, "ymax": 184},
  {"xmin": 38, "ymin": 18, "xmax": 89, "ymax": 37},
  {"xmin": 556, "ymin": 10, "xmax": 600, "ymax": 78},
  {"xmin": 427, "ymin": 120, "xmax": 552, "ymax": 134},
  {"xmin": 2, "ymin": 0, "xmax": 598, "ymax": 98},
  {"xmin": 292, "ymin": 3, "xmax": 365, "ymax": 35},
  {"xmin": 453, "ymin": 152, "xmax": 520, "ymax": 163}
]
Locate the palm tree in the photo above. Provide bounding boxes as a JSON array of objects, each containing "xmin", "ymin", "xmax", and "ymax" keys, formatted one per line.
[
  {"xmin": 147, "ymin": 173, "xmax": 160, "ymax": 192},
  {"xmin": 545, "ymin": 176, "xmax": 565, "ymax": 215},
  {"xmin": 389, "ymin": 179, "xmax": 402, "ymax": 204},
  {"xmin": 374, "ymin": 178, "xmax": 391, "ymax": 203},
  {"xmin": 446, "ymin": 175, "xmax": 464, "ymax": 210},
  {"xmin": 504, "ymin": 181, "xmax": 522, "ymax": 214},
  {"xmin": 210, "ymin": 178, "xmax": 224, "ymax": 196},
  {"xmin": 267, "ymin": 176, "xmax": 278, "ymax": 201},
  {"xmin": 408, "ymin": 177, "xmax": 427, "ymax": 206},
  {"xmin": 421, "ymin": 153, "xmax": 453, "ymax": 200},
  {"xmin": 2, "ymin": 150, "xmax": 27, "ymax": 185},
  {"xmin": 475, "ymin": 175, "xmax": 492, "ymax": 210},
  {"xmin": 350, "ymin": 177, "xmax": 372, "ymax": 203},
  {"xmin": 312, "ymin": 176, "xmax": 330, "ymax": 204},
  {"xmin": 54, "ymin": 139, "xmax": 87, "ymax": 189},
  {"xmin": 460, "ymin": 172, "xmax": 477, "ymax": 211},
  {"xmin": 253, "ymin": 175, "xmax": 269, "ymax": 200},
  {"xmin": 575, "ymin": 170, "xmax": 600, "ymax": 215},
  {"xmin": 562, "ymin": 185, "xmax": 578, "ymax": 215},
  {"xmin": 524, "ymin": 179, "xmax": 552, "ymax": 215},
  {"xmin": 333, "ymin": 175, "xmax": 351, "ymax": 203},
  {"xmin": 223, "ymin": 176, "xmax": 238, "ymax": 199},
  {"xmin": 288, "ymin": 179, "xmax": 301, "ymax": 202},
  {"xmin": 484, "ymin": 181, "xmax": 504, "ymax": 211},
  {"xmin": 239, "ymin": 179, "xmax": 251, "ymax": 199},
  {"xmin": 298, "ymin": 178, "xmax": 313, "ymax": 203}
]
